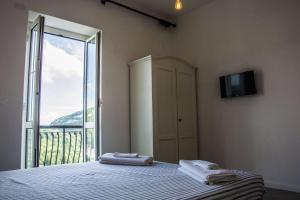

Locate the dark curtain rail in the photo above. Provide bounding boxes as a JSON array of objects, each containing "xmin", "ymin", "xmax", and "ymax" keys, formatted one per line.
[{"xmin": 101, "ymin": 0, "xmax": 177, "ymax": 28}]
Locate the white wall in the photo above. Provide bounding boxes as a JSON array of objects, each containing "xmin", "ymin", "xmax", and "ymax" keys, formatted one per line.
[
  {"xmin": 173, "ymin": 0, "xmax": 300, "ymax": 192},
  {"xmin": 0, "ymin": 0, "xmax": 172, "ymax": 171}
]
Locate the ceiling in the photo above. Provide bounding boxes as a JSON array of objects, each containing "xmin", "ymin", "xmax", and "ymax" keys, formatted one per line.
[{"xmin": 113, "ymin": 0, "xmax": 215, "ymax": 20}]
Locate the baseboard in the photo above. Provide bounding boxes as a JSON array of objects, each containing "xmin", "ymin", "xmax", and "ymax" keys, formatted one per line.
[{"xmin": 265, "ymin": 180, "xmax": 300, "ymax": 193}]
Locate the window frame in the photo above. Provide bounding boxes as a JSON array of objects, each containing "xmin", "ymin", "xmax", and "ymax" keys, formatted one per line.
[{"xmin": 22, "ymin": 17, "xmax": 102, "ymax": 168}]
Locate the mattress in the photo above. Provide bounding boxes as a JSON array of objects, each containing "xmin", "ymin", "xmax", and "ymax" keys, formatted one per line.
[{"xmin": 0, "ymin": 162, "xmax": 264, "ymax": 200}]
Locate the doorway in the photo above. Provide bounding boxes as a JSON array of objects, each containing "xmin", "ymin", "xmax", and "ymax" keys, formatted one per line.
[{"xmin": 22, "ymin": 14, "xmax": 101, "ymax": 168}]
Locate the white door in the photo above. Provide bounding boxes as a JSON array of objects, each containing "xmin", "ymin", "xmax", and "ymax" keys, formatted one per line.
[
  {"xmin": 176, "ymin": 66, "xmax": 198, "ymax": 160},
  {"xmin": 153, "ymin": 65, "xmax": 179, "ymax": 163},
  {"xmin": 83, "ymin": 32, "xmax": 101, "ymax": 162},
  {"xmin": 23, "ymin": 16, "xmax": 45, "ymax": 168}
]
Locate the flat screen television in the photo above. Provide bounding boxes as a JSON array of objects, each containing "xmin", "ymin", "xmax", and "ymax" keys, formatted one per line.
[{"xmin": 219, "ymin": 70, "xmax": 257, "ymax": 98}]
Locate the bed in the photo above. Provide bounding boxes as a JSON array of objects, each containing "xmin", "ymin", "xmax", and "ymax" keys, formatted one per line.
[{"xmin": 0, "ymin": 161, "xmax": 264, "ymax": 200}]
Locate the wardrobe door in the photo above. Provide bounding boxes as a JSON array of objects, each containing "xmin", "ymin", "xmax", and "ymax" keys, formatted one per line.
[
  {"xmin": 176, "ymin": 66, "xmax": 198, "ymax": 160},
  {"xmin": 153, "ymin": 65, "xmax": 179, "ymax": 163}
]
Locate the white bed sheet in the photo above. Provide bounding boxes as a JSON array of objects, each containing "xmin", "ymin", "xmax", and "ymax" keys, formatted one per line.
[{"xmin": 0, "ymin": 161, "xmax": 264, "ymax": 200}]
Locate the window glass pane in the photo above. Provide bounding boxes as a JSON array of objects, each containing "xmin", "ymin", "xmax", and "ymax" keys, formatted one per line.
[
  {"xmin": 25, "ymin": 129, "xmax": 34, "ymax": 168},
  {"xmin": 26, "ymin": 25, "xmax": 39, "ymax": 121},
  {"xmin": 86, "ymin": 38, "xmax": 96, "ymax": 122},
  {"xmin": 86, "ymin": 128, "xmax": 95, "ymax": 161}
]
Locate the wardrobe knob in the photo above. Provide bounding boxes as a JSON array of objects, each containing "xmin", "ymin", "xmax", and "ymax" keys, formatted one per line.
[{"xmin": 178, "ymin": 118, "xmax": 182, "ymax": 122}]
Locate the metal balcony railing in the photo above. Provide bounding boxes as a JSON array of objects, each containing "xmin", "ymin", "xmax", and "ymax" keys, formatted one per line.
[{"xmin": 39, "ymin": 125, "xmax": 83, "ymax": 166}]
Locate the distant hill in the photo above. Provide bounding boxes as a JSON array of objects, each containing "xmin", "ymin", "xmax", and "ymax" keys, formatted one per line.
[
  {"xmin": 50, "ymin": 107, "xmax": 95, "ymax": 126},
  {"xmin": 50, "ymin": 110, "xmax": 83, "ymax": 126}
]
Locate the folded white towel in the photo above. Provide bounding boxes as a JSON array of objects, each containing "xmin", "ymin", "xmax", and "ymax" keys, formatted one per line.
[
  {"xmin": 99, "ymin": 153, "xmax": 153, "ymax": 166},
  {"xmin": 178, "ymin": 167, "xmax": 207, "ymax": 184},
  {"xmin": 113, "ymin": 152, "xmax": 139, "ymax": 158},
  {"xmin": 179, "ymin": 160, "xmax": 237, "ymax": 185},
  {"xmin": 192, "ymin": 160, "xmax": 219, "ymax": 170}
]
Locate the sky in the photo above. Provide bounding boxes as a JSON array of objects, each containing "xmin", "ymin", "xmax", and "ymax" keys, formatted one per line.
[{"xmin": 39, "ymin": 34, "xmax": 84, "ymax": 125}]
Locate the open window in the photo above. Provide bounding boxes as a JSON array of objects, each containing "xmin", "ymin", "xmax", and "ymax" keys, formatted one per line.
[
  {"xmin": 22, "ymin": 12, "xmax": 101, "ymax": 168},
  {"xmin": 24, "ymin": 16, "xmax": 45, "ymax": 168},
  {"xmin": 84, "ymin": 33, "xmax": 101, "ymax": 162}
]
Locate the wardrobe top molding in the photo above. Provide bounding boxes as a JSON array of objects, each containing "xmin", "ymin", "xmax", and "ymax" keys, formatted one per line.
[{"xmin": 128, "ymin": 55, "xmax": 197, "ymax": 69}]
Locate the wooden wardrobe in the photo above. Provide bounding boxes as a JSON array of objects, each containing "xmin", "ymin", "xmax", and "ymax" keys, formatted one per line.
[{"xmin": 129, "ymin": 56, "xmax": 198, "ymax": 163}]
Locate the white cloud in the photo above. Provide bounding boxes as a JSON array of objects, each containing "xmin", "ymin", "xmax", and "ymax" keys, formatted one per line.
[{"xmin": 42, "ymin": 40, "xmax": 83, "ymax": 83}]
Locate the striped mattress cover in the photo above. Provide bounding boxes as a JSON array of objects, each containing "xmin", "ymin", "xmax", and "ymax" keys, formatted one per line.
[{"xmin": 0, "ymin": 161, "xmax": 264, "ymax": 200}]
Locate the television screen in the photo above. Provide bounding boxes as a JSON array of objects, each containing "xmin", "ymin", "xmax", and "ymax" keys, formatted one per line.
[{"xmin": 220, "ymin": 70, "xmax": 257, "ymax": 98}]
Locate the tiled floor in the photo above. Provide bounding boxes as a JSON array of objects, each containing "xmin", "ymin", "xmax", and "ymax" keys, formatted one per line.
[{"xmin": 264, "ymin": 188, "xmax": 300, "ymax": 200}]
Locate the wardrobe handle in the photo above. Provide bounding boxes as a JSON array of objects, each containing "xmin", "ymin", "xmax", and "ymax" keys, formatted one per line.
[{"xmin": 178, "ymin": 118, "xmax": 182, "ymax": 122}]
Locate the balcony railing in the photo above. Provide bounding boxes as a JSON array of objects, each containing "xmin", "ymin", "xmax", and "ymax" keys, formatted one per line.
[{"xmin": 39, "ymin": 125, "xmax": 87, "ymax": 166}]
